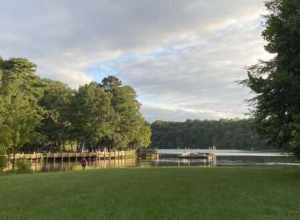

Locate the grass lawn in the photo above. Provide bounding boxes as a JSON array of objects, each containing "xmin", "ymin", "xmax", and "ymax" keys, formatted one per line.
[{"xmin": 1, "ymin": 167, "xmax": 300, "ymax": 220}]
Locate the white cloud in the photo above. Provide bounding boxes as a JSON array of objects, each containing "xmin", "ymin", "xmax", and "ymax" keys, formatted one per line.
[{"xmin": 0, "ymin": 0, "xmax": 271, "ymax": 121}]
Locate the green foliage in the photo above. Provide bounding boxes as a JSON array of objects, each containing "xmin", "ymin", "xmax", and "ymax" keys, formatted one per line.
[
  {"xmin": 0, "ymin": 58, "xmax": 151, "ymax": 154},
  {"xmin": 102, "ymin": 75, "xmax": 122, "ymax": 91},
  {"xmin": 132, "ymin": 122, "xmax": 152, "ymax": 148},
  {"xmin": 15, "ymin": 160, "xmax": 32, "ymax": 173},
  {"xmin": 0, "ymin": 58, "xmax": 43, "ymax": 159},
  {"xmin": 0, "ymin": 156, "xmax": 7, "ymax": 171},
  {"xmin": 109, "ymin": 83, "xmax": 150, "ymax": 149},
  {"xmin": 70, "ymin": 82, "xmax": 114, "ymax": 149},
  {"xmin": 70, "ymin": 77, "xmax": 151, "ymax": 150},
  {"xmin": 151, "ymin": 119, "xmax": 270, "ymax": 149},
  {"xmin": 38, "ymin": 80, "xmax": 74, "ymax": 150},
  {"xmin": 245, "ymin": 0, "xmax": 300, "ymax": 156}
]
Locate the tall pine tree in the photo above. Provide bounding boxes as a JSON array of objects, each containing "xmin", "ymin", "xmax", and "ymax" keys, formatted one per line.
[{"xmin": 245, "ymin": 0, "xmax": 300, "ymax": 156}]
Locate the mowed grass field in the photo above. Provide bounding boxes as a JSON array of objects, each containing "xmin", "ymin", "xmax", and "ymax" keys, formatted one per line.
[{"xmin": 1, "ymin": 167, "xmax": 300, "ymax": 220}]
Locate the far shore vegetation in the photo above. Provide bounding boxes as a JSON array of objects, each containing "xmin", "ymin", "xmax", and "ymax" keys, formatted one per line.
[{"xmin": 150, "ymin": 119, "xmax": 271, "ymax": 150}]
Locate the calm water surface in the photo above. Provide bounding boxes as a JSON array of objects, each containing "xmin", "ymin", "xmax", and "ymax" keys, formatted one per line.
[{"xmin": 3, "ymin": 149, "xmax": 300, "ymax": 173}]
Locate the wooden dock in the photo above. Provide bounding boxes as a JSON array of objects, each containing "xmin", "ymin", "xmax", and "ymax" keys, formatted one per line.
[
  {"xmin": 137, "ymin": 149, "xmax": 159, "ymax": 160},
  {"xmin": 137, "ymin": 148, "xmax": 216, "ymax": 164},
  {"xmin": 178, "ymin": 152, "xmax": 216, "ymax": 164},
  {"xmin": 3, "ymin": 150, "xmax": 136, "ymax": 162}
]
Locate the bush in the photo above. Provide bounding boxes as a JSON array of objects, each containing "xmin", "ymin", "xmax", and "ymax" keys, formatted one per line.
[
  {"xmin": 15, "ymin": 160, "xmax": 32, "ymax": 173},
  {"xmin": 0, "ymin": 156, "xmax": 7, "ymax": 171}
]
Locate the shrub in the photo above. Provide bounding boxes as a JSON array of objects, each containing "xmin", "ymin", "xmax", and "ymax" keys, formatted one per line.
[
  {"xmin": 15, "ymin": 160, "xmax": 32, "ymax": 173},
  {"xmin": 0, "ymin": 156, "xmax": 7, "ymax": 171}
]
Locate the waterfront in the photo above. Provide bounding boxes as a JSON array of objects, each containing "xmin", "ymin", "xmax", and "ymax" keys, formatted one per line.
[{"xmin": 2, "ymin": 149, "xmax": 300, "ymax": 173}]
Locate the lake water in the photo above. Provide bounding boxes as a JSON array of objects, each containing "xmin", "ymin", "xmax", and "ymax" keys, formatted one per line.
[
  {"xmin": 156, "ymin": 149, "xmax": 300, "ymax": 166},
  {"xmin": 157, "ymin": 149, "xmax": 294, "ymax": 157},
  {"xmin": 2, "ymin": 149, "xmax": 300, "ymax": 172}
]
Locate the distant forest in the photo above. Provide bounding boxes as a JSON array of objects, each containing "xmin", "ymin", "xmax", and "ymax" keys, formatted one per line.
[{"xmin": 151, "ymin": 119, "xmax": 271, "ymax": 150}]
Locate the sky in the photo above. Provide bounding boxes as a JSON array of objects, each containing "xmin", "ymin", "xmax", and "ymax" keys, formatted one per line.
[{"xmin": 0, "ymin": 0, "xmax": 273, "ymax": 122}]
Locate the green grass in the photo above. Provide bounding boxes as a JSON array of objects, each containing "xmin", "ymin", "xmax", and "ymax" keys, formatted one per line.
[{"xmin": 1, "ymin": 167, "xmax": 300, "ymax": 220}]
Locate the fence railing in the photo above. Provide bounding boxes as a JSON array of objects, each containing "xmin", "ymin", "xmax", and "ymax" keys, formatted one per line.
[{"xmin": 1, "ymin": 150, "xmax": 136, "ymax": 161}]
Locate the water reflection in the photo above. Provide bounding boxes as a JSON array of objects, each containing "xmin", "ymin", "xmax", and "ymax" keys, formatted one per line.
[
  {"xmin": 38, "ymin": 159, "xmax": 137, "ymax": 172},
  {"xmin": 140, "ymin": 156, "xmax": 300, "ymax": 168},
  {"xmin": 3, "ymin": 158, "xmax": 137, "ymax": 172},
  {"xmin": 2, "ymin": 155, "xmax": 300, "ymax": 173}
]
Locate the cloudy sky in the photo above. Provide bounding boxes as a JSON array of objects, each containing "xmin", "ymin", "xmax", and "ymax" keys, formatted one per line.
[{"xmin": 1, "ymin": 0, "xmax": 273, "ymax": 122}]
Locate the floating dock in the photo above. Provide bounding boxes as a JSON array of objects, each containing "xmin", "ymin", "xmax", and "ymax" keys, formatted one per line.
[{"xmin": 178, "ymin": 152, "xmax": 216, "ymax": 164}]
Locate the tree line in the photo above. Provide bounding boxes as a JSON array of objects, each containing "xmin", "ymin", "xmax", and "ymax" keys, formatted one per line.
[
  {"xmin": 151, "ymin": 119, "xmax": 271, "ymax": 150},
  {"xmin": 0, "ymin": 57, "xmax": 151, "ymax": 156}
]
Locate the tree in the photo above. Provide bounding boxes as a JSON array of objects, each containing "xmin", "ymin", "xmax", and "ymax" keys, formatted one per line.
[
  {"xmin": 70, "ymin": 82, "xmax": 114, "ymax": 149},
  {"xmin": 38, "ymin": 80, "xmax": 74, "ymax": 151},
  {"xmin": 0, "ymin": 97, "xmax": 8, "ymax": 155},
  {"xmin": 0, "ymin": 58, "xmax": 43, "ymax": 168},
  {"xmin": 102, "ymin": 75, "xmax": 122, "ymax": 91},
  {"xmin": 245, "ymin": 0, "xmax": 300, "ymax": 155},
  {"xmin": 0, "ymin": 95, "xmax": 41, "ymax": 169},
  {"xmin": 131, "ymin": 122, "xmax": 152, "ymax": 148},
  {"xmin": 107, "ymin": 78, "xmax": 151, "ymax": 149},
  {"xmin": 0, "ymin": 57, "xmax": 151, "ymax": 155}
]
